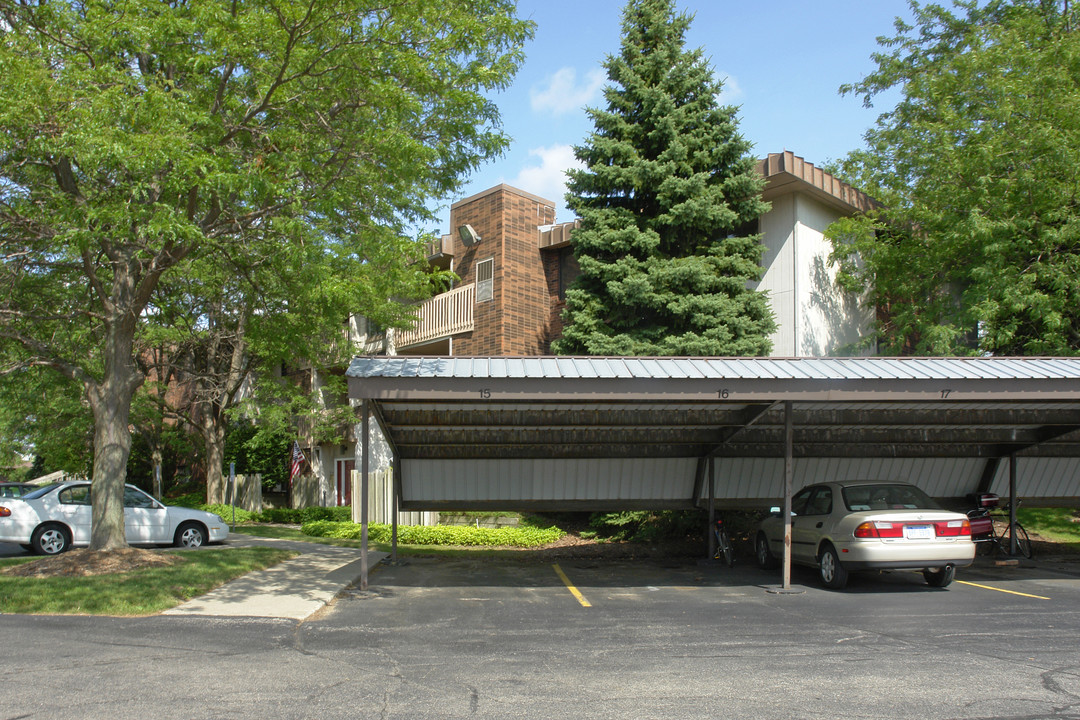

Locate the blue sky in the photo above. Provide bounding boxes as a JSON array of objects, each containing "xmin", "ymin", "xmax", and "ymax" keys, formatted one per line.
[{"xmin": 428, "ymin": 0, "xmax": 915, "ymax": 233}]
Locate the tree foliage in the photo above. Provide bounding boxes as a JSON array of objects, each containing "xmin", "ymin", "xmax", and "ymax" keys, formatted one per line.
[
  {"xmin": 0, "ymin": 365, "xmax": 93, "ymax": 477},
  {"xmin": 222, "ymin": 421, "xmax": 290, "ymax": 491},
  {"xmin": 553, "ymin": 0, "xmax": 774, "ymax": 357},
  {"xmin": 828, "ymin": 0, "xmax": 1080, "ymax": 355},
  {"xmin": 0, "ymin": 0, "xmax": 532, "ymax": 548}
]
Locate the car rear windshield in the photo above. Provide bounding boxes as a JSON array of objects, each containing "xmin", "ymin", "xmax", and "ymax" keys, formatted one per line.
[
  {"xmin": 18, "ymin": 484, "xmax": 60, "ymax": 500},
  {"xmin": 842, "ymin": 484, "xmax": 941, "ymax": 512}
]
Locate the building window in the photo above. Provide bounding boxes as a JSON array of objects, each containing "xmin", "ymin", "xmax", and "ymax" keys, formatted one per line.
[{"xmin": 476, "ymin": 257, "xmax": 494, "ymax": 302}]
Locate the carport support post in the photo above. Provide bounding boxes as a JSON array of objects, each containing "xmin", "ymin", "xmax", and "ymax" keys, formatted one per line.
[
  {"xmin": 360, "ymin": 400, "xmax": 370, "ymax": 591},
  {"xmin": 706, "ymin": 457, "xmax": 716, "ymax": 558},
  {"xmin": 391, "ymin": 471, "xmax": 399, "ymax": 562},
  {"xmin": 1009, "ymin": 453, "xmax": 1018, "ymax": 557},
  {"xmin": 783, "ymin": 400, "xmax": 793, "ymax": 590}
]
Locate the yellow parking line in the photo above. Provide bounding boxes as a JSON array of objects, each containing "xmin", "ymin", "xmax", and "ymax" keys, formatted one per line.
[
  {"xmin": 553, "ymin": 563, "xmax": 592, "ymax": 607},
  {"xmin": 956, "ymin": 580, "xmax": 1050, "ymax": 600}
]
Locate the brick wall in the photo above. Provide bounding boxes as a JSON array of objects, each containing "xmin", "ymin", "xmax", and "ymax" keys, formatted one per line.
[
  {"xmin": 448, "ymin": 185, "xmax": 556, "ymax": 356},
  {"xmin": 541, "ymin": 249, "xmax": 566, "ymax": 353}
]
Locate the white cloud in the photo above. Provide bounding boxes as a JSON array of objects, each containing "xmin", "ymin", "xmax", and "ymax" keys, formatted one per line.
[
  {"xmin": 530, "ymin": 67, "xmax": 606, "ymax": 116},
  {"xmin": 509, "ymin": 144, "xmax": 584, "ymax": 216},
  {"xmin": 716, "ymin": 71, "xmax": 743, "ymax": 105}
]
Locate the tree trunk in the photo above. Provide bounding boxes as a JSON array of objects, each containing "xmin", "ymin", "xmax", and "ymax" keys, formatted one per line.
[
  {"xmin": 197, "ymin": 312, "xmax": 248, "ymax": 506},
  {"xmin": 86, "ymin": 361, "xmax": 142, "ymax": 551},
  {"xmin": 85, "ymin": 251, "xmax": 150, "ymax": 551},
  {"xmin": 203, "ymin": 415, "xmax": 227, "ymax": 505}
]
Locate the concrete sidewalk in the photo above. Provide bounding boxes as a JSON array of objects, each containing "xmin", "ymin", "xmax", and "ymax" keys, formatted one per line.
[{"xmin": 163, "ymin": 537, "xmax": 386, "ymax": 620}]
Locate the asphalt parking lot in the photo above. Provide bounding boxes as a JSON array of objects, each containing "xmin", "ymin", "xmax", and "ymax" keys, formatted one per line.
[{"xmin": 4, "ymin": 547, "xmax": 1080, "ymax": 719}]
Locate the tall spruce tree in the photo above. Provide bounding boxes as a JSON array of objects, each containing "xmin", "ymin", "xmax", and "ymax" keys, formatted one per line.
[{"xmin": 553, "ymin": 0, "xmax": 775, "ymax": 357}]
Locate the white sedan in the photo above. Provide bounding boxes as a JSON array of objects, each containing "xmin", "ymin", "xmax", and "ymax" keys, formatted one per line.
[
  {"xmin": 0, "ymin": 482, "xmax": 229, "ymax": 555},
  {"xmin": 756, "ymin": 480, "xmax": 975, "ymax": 589}
]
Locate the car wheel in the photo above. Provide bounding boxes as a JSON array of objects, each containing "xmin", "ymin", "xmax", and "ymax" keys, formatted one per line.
[
  {"xmin": 31, "ymin": 524, "xmax": 71, "ymax": 555},
  {"xmin": 756, "ymin": 532, "xmax": 778, "ymax": 570},
  {"xmin": 923, "ymin": 565, "xmax": 956, "ymax": 588},
  {"xmin": 818, "ymin": 543, "xmax": 848, "ymax": 589},
  {"xmin": 174, "ymin": 522, "xmax": 207, "ymax": 549}
]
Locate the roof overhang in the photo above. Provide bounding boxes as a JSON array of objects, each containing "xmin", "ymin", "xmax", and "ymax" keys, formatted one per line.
[
  {"xmin": 759, "ymin": 151, "xmax": 880, "ymax": 215},
  {"xmin": 346, "ymin": 357, "xmax": 1080, "ymax": 464}
]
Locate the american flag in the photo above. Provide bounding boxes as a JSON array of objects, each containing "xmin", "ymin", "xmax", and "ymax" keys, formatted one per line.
[{"xmin": 289, "ymin": 441, "xmax": 306, "ymax": 482}]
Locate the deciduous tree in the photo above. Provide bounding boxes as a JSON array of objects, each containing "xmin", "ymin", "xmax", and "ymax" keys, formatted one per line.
[
  {"xmin": 828, "ymin": 0, "xmax": 1080, "ymax": 355},
  {"xmin": 0, "ymin": 0, "xmax": 531, "ymax": 549}
]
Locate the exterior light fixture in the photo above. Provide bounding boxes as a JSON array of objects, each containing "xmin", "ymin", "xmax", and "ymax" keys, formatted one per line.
[{"xmin": 458, "ymin": 224, "xmax": 481, "ymax": 247}]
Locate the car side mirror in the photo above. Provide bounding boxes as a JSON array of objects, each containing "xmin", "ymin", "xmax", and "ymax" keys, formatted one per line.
[{"xmin": 769, "ymin": 506, "xmax": 781, "ymax": 516}]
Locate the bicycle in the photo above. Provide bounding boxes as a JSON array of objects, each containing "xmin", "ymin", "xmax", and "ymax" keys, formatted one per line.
[
  {"xmin": 967, "ymin": 493, "xmax": 1034, "ymax": 559},
  {"xmin": 990, "ymin": 515, "xmax": 1034, "ymax": 559},
  {"xmin": 713, "ymin": 517, "xmax": 735, "ymax": 568}
]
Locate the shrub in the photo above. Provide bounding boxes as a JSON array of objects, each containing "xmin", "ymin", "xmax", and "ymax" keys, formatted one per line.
[
  {"xmin": 256, "ymin": 508, "xmax": 305, "ymax": 524},
  {"xmin": 300, "ymin": 521, "xmax": 564, "ymax": 548},
  {"xmin": 587, "ymin": 510, "xmax": 706, "ymax": 543},
  {"xmin": 167, "ymin": 492, "xmax": 205, "ymax": 509},
  {"xmin": 299, "ymin": 506, "xmax": 352, "ymax": 523},
  {"xmin": 199, "ymin": 503, "xmax": 259, "ymax": 523}
]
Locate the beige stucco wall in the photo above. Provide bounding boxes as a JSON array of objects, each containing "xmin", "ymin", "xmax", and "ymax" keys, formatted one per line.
[
  {"xmin": 758, "ymin": 193, "xmax": 797, "ymax": 356},
  {"xmin": 756, "ymin": 192, "xmax": 872, "ymax": 357}
]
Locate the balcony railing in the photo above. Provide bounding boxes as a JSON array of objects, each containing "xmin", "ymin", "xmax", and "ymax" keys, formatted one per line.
[{"xmin": 396, "ymin": 283, "xmax": 475, "ymax": 349}]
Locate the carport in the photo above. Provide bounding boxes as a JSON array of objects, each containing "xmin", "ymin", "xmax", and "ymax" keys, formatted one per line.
[{"xmin": 345, "ymin": 356, "xmax": 1080, "ymax": 589}]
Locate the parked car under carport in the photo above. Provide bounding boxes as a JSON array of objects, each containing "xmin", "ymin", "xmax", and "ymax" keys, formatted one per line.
[{"xmin": 754, "ymin": 480, "xmax": 975, "ymax": 589}]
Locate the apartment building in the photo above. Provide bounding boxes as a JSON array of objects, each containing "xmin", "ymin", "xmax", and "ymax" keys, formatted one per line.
[
  {"xmin": 299, "ymin": 151, "xmax": 879, "ymax": 508},
  {"xmin": 364, "ymin": 150, "xmax": 878, "ymax": 360}
]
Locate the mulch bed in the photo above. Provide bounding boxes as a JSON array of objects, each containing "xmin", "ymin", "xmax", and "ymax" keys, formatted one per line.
[{"xmin": 0, "ymin": 548, "xmax": 185, "ymax": 578}]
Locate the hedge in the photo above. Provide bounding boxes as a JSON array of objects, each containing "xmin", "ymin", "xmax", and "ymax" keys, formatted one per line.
[
  {"xmin": 177, "ymin": 505, "xmax": 353, "ymax": 525},
  {"xmin": 199, "ymin": 504, "xmax": 259, "ymax": 524},
  {"xmin": 300, "ymin": 520, "xmax": 564, "ymax": 548}
]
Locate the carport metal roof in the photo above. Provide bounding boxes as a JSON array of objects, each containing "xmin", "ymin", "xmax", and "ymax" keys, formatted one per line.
[{"xmin": 346, "ymin": 356, "xmax": 1080, "ymax": 466}]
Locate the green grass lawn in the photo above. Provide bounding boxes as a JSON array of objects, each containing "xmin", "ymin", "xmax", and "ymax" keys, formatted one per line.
[
  {"xmin": 1017, "ymin": 507, "xmax": 1080, "ymax": 552},
  {"xmin": 0, "ymin": 546, "xmax": 296, "ymax": 615}
]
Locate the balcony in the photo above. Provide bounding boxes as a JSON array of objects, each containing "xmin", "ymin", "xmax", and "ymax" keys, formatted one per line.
[{"xmin": 396, "ymin": 283, "xmax": 475, "ymax": 349}]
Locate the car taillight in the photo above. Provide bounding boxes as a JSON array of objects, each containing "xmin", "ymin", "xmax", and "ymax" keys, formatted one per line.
[
  {"xmin": 854, "ymin": 521, "xmax": 904, "ymax": 538},
  {"xmin": 933, "ymin": 519, "xmax": 971, "ymax": 537},
  {"xmin": 0, "ymin": 506, "xmax": 10, "ymax": 517},
  {"xmin": 856, "ymin": 519, "xmax": 971, "ymax": 539}
]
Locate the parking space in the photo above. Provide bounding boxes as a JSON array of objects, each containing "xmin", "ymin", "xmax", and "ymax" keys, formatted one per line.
[
  {"xmin": 350, "ymin": 552, "xmax": 1080, "ymax": 608},
  {"xmin": 4, "ymin": 544, "xmax": 1080, "ymax": 718},
  {"xmin": 295, "ymin": 554, "xmax": 1080, "ymax": 718}
]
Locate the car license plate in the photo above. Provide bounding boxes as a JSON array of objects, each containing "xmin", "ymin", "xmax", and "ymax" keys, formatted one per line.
[{"xmin": 904, "ymin": 524, "xmax": 933, "ymax": 539}]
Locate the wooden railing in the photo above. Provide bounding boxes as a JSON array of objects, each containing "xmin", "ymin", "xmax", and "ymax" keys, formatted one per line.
[{"xmin": 396, "ymin": 284, "xmax": 475, "ymax": 349}]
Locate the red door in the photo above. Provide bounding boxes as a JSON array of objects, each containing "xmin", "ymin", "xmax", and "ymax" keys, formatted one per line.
[{"xmin": 336, "ymin": 459, "xmax": 354, "ymax": 506}]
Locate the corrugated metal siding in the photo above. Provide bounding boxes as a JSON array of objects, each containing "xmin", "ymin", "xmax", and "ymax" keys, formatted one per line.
[
  {"xmin": 708, "ymin": 457, "xmax": 986, "ymax": 500},
  {"xmin": 351, "ymin": 468, "xmax": 438, "ymax": 526},
  {"xmin": 988, "ymin": 458, "xmax": 1080, "ymax": 499},
  {"xmin": 398, "ymin": 456, "xmax": 1002, "ymax": 506},
  {"xmin": 402, "ymin": 458, "xmax": 697, "ymax": 504}
]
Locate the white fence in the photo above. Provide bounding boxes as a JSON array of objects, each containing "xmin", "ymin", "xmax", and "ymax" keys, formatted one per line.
[{"xmin": 351, "ymin": 468, "xmax": 438, "ymax": 526}]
